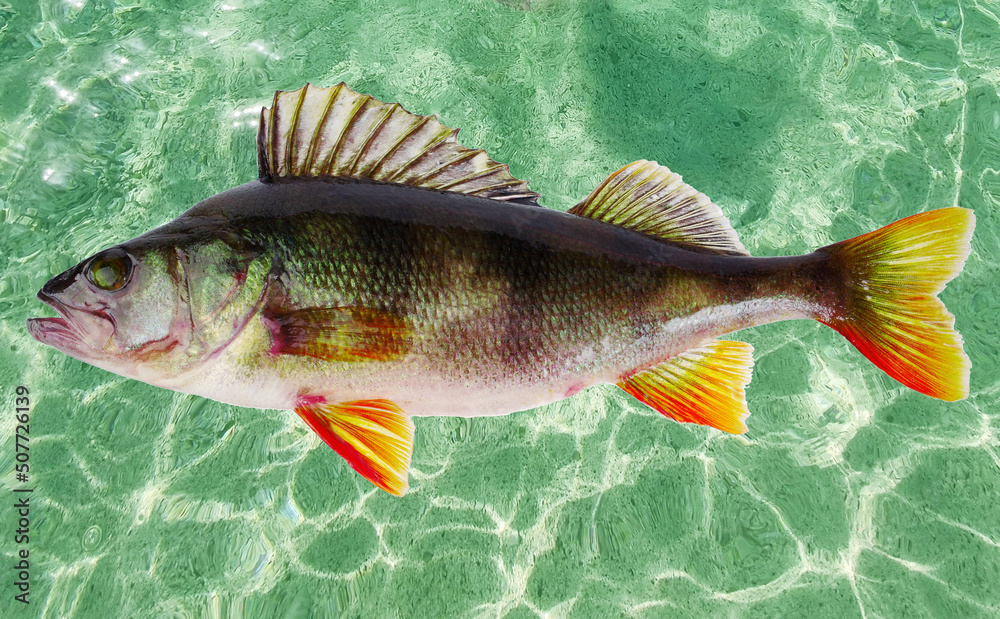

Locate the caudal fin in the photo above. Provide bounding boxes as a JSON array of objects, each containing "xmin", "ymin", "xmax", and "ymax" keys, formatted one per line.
[{"xmin": 820, "ymin": 208, "xmax": 974, "ymax": 401}]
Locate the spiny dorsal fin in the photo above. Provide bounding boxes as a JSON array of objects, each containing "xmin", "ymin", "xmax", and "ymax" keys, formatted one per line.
[
  {"xmin": 617, "ymin": 339, "xmax": 754, "ymax": 434},
  {"xmin": 257, "ymin": 83, "xmax": 540, "ymax": 204},
  {"xmin": 569, "ymin": 160, "xmax": 749, "ymax": 256}
]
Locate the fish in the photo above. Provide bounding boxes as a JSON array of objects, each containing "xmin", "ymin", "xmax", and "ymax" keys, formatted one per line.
[{"xmin": 28, "ymin": 83, "xmax": 974, "ymax": 496}]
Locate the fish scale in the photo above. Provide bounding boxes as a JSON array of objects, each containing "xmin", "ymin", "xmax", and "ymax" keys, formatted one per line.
[
  {"xmin": 28, "ymin": 84, "xmax": 973, "ymax": 496},
  {"xmin": 263, "ymin": 208, "xmax": 623, "ymax": 376}
]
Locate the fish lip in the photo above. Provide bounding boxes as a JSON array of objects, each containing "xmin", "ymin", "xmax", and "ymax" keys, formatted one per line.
[
  {"xmin": 26, "ymin": 315, "xmax": 73, "ymax": 338},
  {"xmin": 35, "ymin": 290, "xmax": 115, "ymax": 331},
  {"xmin": 26, "ymin": 314, "xmax": 83, "ymax": 353},
  {"xmin": 28, "ymin": 291, "xmax": 80, "ymax": 349},
  {"xmin": 28, "ymin": 291, "xmax": 114, "ymax": 352}
]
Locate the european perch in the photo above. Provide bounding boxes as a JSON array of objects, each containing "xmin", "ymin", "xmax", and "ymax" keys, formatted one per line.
[{"xmin": 28, "ymin": 84, "xmax": 974, "ymax": 495}]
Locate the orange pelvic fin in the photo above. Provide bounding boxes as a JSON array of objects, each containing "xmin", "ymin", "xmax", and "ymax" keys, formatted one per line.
[
  {"xmin": 618, "ymin": 339, "xmax": 754, "ymax": 434},
  {"xmin": 820, "ymin": 207, "xmax": 974, "ymax": 401},
  {"xmin": 294, "ymin": 397, "xmax": 414, "ymax": 496}
]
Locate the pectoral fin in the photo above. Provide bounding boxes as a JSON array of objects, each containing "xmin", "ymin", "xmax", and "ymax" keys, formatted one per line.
[
  {"xmin": 294, "ymin": 397, "xmax": 414, "ymax": 496},
  {"xmin": 617, "ymin": 340, "xmax": 754, "ymax": 434},
  {"xmin": 262, "ymin": 306, "xmax": 410, "ymax": 362}
]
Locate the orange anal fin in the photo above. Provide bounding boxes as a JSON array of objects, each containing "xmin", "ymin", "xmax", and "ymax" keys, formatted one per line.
[
  {"xmin": 263, "ymin": 306, "xmax": 410, "ymax": 362},
  {"xmin": 294, "ymin": 397, "xmax": 414, "ymax": 496},
  {"xmin": 617, "ymin": 340, "xmax": 754, "ymax": 434}
]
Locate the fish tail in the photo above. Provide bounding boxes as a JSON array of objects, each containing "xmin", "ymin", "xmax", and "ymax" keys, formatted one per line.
[{"xmin": 819, "ymin": 207, "xmax": 974, "ymax": 401}]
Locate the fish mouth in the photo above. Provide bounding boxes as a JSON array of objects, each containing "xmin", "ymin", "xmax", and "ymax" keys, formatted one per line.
[
  {"xmin": 26, "ymin": 315, "xmax": 80, "ymax": 350},
  {"xmin": 27, "ymin": 291, "xmax": 112, "ymax": 355}
]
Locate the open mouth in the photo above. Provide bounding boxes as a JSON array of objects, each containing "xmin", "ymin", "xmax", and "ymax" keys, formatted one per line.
[
  {"xmin": 26, "ymin": 316, "xmax": 80, "ymax": 348},
  {"xmin": 27, "ymin": 292, "xmax": 85, "ymax": 352}
]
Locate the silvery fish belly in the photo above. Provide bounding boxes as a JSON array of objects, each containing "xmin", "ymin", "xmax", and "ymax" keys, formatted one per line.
[{"xmin": 28, "ymin": 84, "xmax": 974, "ymax": 496}]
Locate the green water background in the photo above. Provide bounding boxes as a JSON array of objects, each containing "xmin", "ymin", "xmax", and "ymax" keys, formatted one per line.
[{"xmin": 2, "ymin": 0, "xmax": 1000, "ymax": 616}]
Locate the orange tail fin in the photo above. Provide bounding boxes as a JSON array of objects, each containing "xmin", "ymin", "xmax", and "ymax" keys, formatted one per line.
[{"xmin": 820, "ymin": 208, "xmax": 974, "ymax": 401}]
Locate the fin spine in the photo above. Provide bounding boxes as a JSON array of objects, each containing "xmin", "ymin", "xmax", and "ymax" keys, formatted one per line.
[
  {"xmin": 367, "ymin": 113, "xmax": 433, "ymax": 178},
  {"xmin": 592, "ymin": 163, "xmax": 645, "ymax": 219},
  {"xmin": 436, "ymin": 162, "xmax": 507, "ymax": 191},
  {"xmin": 267, "ymin": 91, "xmax": 280, "ymax": 179},
  {"xmin": 601, "ymin": 164, "xmax": 649, "ymax": 218},
  {"xmin": 347, "ymin": 102, "xmax": 397, "ymax": 177},
  {"xmin": 257, "ymin": 107, "xmax": 269, "ymax": 179},
  {"xmin": 284, "ymin": 86, "xmax": 309, "ymax": 175},
  {"xmin": 468, "ymin": 178, "xmax": 526, "ymax": 195},
  {"xmin": 303, "ymin": 82, "xmax": 341, "ymax": 173},
  {"xmin": 412, "ymin": 148, "xmax": 485, "ymax": 185},
  {"xmin": 319, "ymin": 94, "xmax": 368, "ymax": 177},
  {"xmin": 382, "ymin": 127, "xmax": 458, "ymax": 183}
]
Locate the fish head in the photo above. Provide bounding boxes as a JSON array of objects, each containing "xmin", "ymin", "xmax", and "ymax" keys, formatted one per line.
[{"xmin": 27, "ymin": 242, "xmax": 195, "ymax": 381}]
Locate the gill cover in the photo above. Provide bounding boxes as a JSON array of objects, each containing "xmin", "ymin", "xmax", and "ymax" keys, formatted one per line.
[{"xmin": 175, "ymin": 240, "xmax": 273, "ymax": 359}]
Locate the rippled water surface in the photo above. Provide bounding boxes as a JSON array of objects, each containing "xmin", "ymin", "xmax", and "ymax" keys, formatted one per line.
[{"xmin": 2, "ymin": 0, "xmax": 1000, "ymax": 616}]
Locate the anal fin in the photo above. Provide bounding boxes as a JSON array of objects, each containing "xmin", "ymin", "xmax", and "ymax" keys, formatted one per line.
[
  {"xmin": 617, "ymin": 340, "xmax": 754, "ymax": 434},
  {"xmin": 295, "ymin": 397, "xmax": 414, "ymax": 496}
]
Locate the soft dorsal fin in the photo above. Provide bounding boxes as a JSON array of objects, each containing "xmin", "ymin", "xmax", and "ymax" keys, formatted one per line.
[
  {"xmin": 569, "ymin": 160, "xmax": 749, "ymax": 256},
  {"xmin": 257, "ymin": 83, "xmax": 540, "ymax": 204},
  {"xmin": 617, "ymin": 339, "xmax": 754, "ymax": 434}
]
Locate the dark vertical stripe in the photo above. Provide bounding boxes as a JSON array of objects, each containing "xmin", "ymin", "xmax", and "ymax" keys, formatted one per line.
[
  {"xmin": 353, "ymin": 213, "xmax": 419, "ymax": 316},
  {"xmin": 477, "ymin": 229, "xmax": 555, "ymax": 371}
]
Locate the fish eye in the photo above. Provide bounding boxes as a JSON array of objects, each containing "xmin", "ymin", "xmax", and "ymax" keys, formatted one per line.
[{"xmin": 86, "ymin": 249, "xmax": 133, "ymax": 292}]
